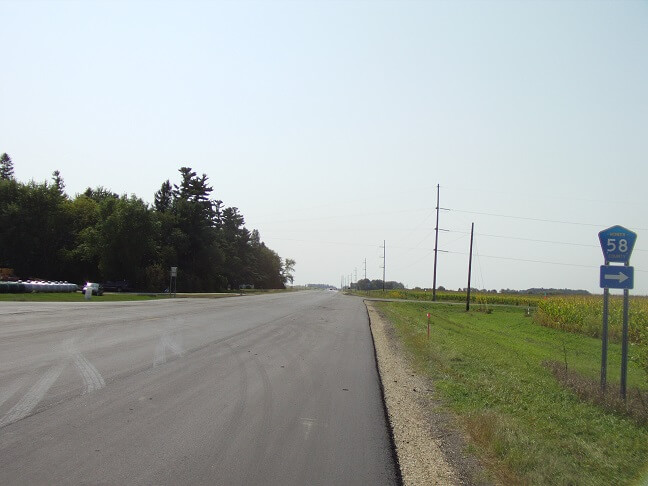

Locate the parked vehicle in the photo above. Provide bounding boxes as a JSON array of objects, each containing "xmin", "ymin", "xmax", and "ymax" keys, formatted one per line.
[
  {"xmin": 102, "ymin": 280, "xmax": 130, "ymax": 292},
  {"xmin": 82, "ymin": 282, "xmax": 104, "ymax": 296}
]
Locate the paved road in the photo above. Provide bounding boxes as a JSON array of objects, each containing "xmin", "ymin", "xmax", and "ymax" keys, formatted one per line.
[{"xmin": 0, "ymin": 292, "xmax": 398, "ymax": 485}]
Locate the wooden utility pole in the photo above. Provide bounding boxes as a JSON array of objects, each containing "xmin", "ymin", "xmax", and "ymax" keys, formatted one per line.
[
  {"xmin": 432, "ymin": 184, "xmax": 440, "ymax": 301},
  {"xmin": 466, "ymin": 223, "xmax": 474, "ymax": 311},
  {"xmin": 381, "ymin": 240, "xmax": 386, "ymax": 291}
]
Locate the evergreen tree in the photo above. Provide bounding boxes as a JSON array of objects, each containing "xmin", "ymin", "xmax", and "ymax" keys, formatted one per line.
[
  {"xmin": 52, "ymin": 170, "xmax": 65, "ymax": 196},
  {"xmin": 154, "ymin": 180, "xmax": 173, "ymax": 212},
  {"xmin": 173, "ymin": 167, "xmax": 196, "ymax": 200},
  {"xmin": 0, "ymin": 153, "xmax": 15, "ymax": 180},
  {"xmin": 0, "ymin": 162, "xmax": 288, "ymax": 292}
]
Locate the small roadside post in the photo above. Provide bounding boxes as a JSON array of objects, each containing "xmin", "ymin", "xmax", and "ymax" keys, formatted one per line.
[
  {"xmin": 170, "ymin": 266, "xmax": 178, "ymax": 298},
  {"xmin": 598, "ymin": 225, "xmax": 637, "ymax": 399},
  {"xmin": 427, "ymin": 313, "xmax": 431, "ymax": 340}
]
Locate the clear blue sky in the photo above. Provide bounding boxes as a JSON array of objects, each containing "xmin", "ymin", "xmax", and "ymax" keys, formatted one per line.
[{"xmin": 2, "ymin": 0, "xmax": 647, "ymax": 293}]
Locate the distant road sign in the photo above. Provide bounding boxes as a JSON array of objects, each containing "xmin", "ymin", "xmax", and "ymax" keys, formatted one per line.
[
  {"xmin": 598, "ymin": 225, "xmax": 637, "ymax": 264},
  {"xmin": 600, "ymin": 265, "xmax": 634, "ymax": 289}
]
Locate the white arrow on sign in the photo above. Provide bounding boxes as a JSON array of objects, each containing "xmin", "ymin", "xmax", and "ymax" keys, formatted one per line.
[{"xmin": 604, "ymin": 271, "xmax": 629, "ymax": 283}]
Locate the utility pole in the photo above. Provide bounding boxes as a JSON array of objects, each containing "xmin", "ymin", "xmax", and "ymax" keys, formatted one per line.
[
  {"xmin": 380, "ymin": 240, "xmax": 386, "ymax": 291},
  {"xmin": 432, "ymin": 184, "xmax": 440, "ymax": 301},
  {"xmin": 466, "ymin": 223, "xmax": 474, "ymax": 311},
  {"xmin": 363, "ymin": 259, "xmax": 367, "ymax": 280}
]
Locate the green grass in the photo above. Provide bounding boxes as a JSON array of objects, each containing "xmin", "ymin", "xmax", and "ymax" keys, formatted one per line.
[
  {"xmin": 355, "ymin": 288, "xmax": 545, "ymax": 306},
  {"xmin": 0, "ymin": 289, "xmax": 295, "ymax": 302},
  {"xmin": 376, "ymin": 301, "xmax": 648, "ymax": 485},
  {"xmin": 0, "ymin": 293, "xmax": 163, "ymax": 302}
]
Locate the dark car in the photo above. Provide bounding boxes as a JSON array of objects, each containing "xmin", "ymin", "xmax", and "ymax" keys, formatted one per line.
[{"xmin": 103, "ymin": 280, "xmax": 130, "ymax": 292}]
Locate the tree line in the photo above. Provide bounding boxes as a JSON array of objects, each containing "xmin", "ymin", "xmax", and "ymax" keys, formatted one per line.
[
  {"xmin": 0, "ymin": 153, "xmax": 295, "ymax": 291},
  {"xmin": 352, "ymin": 279, "xmax": 405, "ymax": 291}
]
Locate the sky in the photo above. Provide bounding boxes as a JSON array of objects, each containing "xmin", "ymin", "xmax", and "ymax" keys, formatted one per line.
[{"xmin": 2, "ymin": 0, "xmax": 647, "ymax": 294}]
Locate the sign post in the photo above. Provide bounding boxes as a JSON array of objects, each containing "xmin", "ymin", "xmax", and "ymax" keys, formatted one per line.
[
  {"xmin": 598, "ymin": 225, "xmax": 636, "ymax": 399},
  {"xmin": 170, "ymin": 266, "xmax": 178, "ymax": 298}
]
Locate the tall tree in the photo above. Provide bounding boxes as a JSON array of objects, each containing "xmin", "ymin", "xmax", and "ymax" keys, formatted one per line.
[
  {"xmin": 173, "ymin": 167, "xmax": 197, "ymax": 200},
  {"xmin": 282, "ymin": 258, "xmax": 296, "ymax": 285},
  {"xmin": 51, "ymin": 170, "xmax": 65, "ymax": 196},
  {"xmin": 0, "ymin": 179, "xmax": 71, "ymax": 279},
  {"xmin": 154, "ymin": 179, "xmax": 173, "ymax": 212},
  {"xmin": 0, "ymin": 153, "xmax": 15, "ymax": 180},
  {"xmin": 91, "ymin": 195, "xmax": 158, "ymax": 286}
]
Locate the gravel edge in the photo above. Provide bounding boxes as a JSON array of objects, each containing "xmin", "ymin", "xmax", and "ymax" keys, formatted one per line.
[{"xmin": 366, "ymin": 301, "xmax": 461, "ymax": 486}]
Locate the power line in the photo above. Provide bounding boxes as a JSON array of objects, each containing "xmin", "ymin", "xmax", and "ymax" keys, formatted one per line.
[
  {"xmin": 441, "ymin": 184, "xmax": 643, "ymax": 207},
  {"xmin": 263, "ymin": 236, "xmax": 648, "ymax": 262},
  {"xmin": 440, "ymin": 207, "xmax": 648, "ymax": 231},
  {"xmin": 444, "ymin": 229, "xmax": 648, "ymax": 252},
  {"xmin": 440, "ymin": 249, "xmax": 648, "ymax": 272}
]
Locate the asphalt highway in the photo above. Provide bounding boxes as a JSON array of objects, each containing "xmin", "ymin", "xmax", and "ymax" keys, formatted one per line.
[{"xmin": 0, "ymin": 291, "xmax": 398, "ymax": 485}]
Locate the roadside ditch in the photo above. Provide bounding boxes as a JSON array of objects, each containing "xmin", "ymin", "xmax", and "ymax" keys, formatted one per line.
[{"xmin": 366, "ymin": 301, "xmax": 491, "ymax": 486}]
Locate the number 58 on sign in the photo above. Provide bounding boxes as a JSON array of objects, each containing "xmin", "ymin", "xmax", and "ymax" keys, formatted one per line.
[{"xmin": 598, "ymin": 225, "xmax": 637, "ymax": 264}]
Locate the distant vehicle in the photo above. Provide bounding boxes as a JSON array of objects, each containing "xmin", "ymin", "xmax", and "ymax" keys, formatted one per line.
[
  {"xmin": 82, "ymin": 282, "xmax": 104, "ymax": 296},
  {"xmin": 328, "ymin": 288, "xmax": 336, "ymax": 291},
  {"xmin": 103, "ymin": 280, "xmax": 130, "ymax": 292}
]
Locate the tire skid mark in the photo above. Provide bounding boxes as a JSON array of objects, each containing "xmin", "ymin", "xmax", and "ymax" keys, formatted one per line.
[
  {"xmin": 208, "ymin": 342, "xmax": 249, "ymax": 469},
  {"xmin": 65, "ymin": 336, "xmax": 105, "ymax": 394},
  {"xmin": 0, "ymin": 378, "xmax": 26, "ymax": 409},
  {"xmin": 0, "ymin": 363, "xmax": 66, "ymax": 428},
  {"xmin": 72, "ymin": 352, "xmax": 105, "ymax": 394},
  {"xmin": 243, "ymin": 350, "xmax": 275, "ymax": 485},
  {"xmin": 153, "ymin": 329, "xmax": 184, "ymax": 367}
]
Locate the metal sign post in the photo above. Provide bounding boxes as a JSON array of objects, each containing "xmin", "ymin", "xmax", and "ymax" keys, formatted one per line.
[
  {"xmin": 170, "ymin": 266, "xmax": 178, "ymax": 298},
  {"xmin": 597, "ymin": 225, "xmax": 637, "ymax": 399}
]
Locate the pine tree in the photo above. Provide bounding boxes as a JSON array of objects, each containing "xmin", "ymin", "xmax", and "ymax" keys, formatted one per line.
[
  {"xmin": 154, "ymin": 180, "xmax": 173, "ymax": 212},
  {"xmin": 52, "ymin": 170, "xmax": 65, "ymax": 195},
  {"xmin": 0, "ymin": 153, "xmax": 15, "ymax": 180}
]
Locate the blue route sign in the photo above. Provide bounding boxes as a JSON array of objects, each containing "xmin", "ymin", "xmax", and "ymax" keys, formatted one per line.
[
  {"xmin": 600, "ymin": 265, "xmax": 634, "ymax": 289},
  {"xmin": 598, "ymin": 225, "xmax": 637, "ymax": 264}
]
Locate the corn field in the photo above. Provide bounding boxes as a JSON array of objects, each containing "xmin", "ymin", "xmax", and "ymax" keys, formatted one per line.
[{"xmin": 535, "ymin": 295, "xmax": 648, "ymax": 381}]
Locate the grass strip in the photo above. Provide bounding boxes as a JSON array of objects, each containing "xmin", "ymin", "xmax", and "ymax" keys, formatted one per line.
[
  {"xmin": 376, "ymin": 301, "xmax": 648, "ymax": 485},
  {"xmin": 0, "ymin": 293, "xmax": 162, "ymax": 302}
]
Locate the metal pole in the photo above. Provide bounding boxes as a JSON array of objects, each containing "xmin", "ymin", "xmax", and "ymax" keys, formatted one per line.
[
  {"xmin": 432, "ymin": 184, "xmax": 440, "ymax": 301},
  {"xmin": 601, "ymin": 286, "xmax": 609, "ymax": 390},
  {"xmin": 466, "ymin": 223, "xmax": 474, "ymax": 311},
  {"xmin": 621, "ymin": 287, "xmax": 629, "ymax": 400}
]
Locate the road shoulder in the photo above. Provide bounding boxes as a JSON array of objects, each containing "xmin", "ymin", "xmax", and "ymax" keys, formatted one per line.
[{"xmin": 366, "ymin": 301, "xmax": 489, "ymax": 486}]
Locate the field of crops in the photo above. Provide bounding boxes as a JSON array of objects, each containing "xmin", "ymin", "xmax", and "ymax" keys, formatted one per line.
[
  {"xmin": 355, "ymin": 289, "xmax": 545, "ymax": 306},
  {"xmin": 535, "ymin": 294, "xmax": 648, "ymax": 381},
  {"xmin": 534, "ymin": 295, "xmax": 648, "ymax": 342}
]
